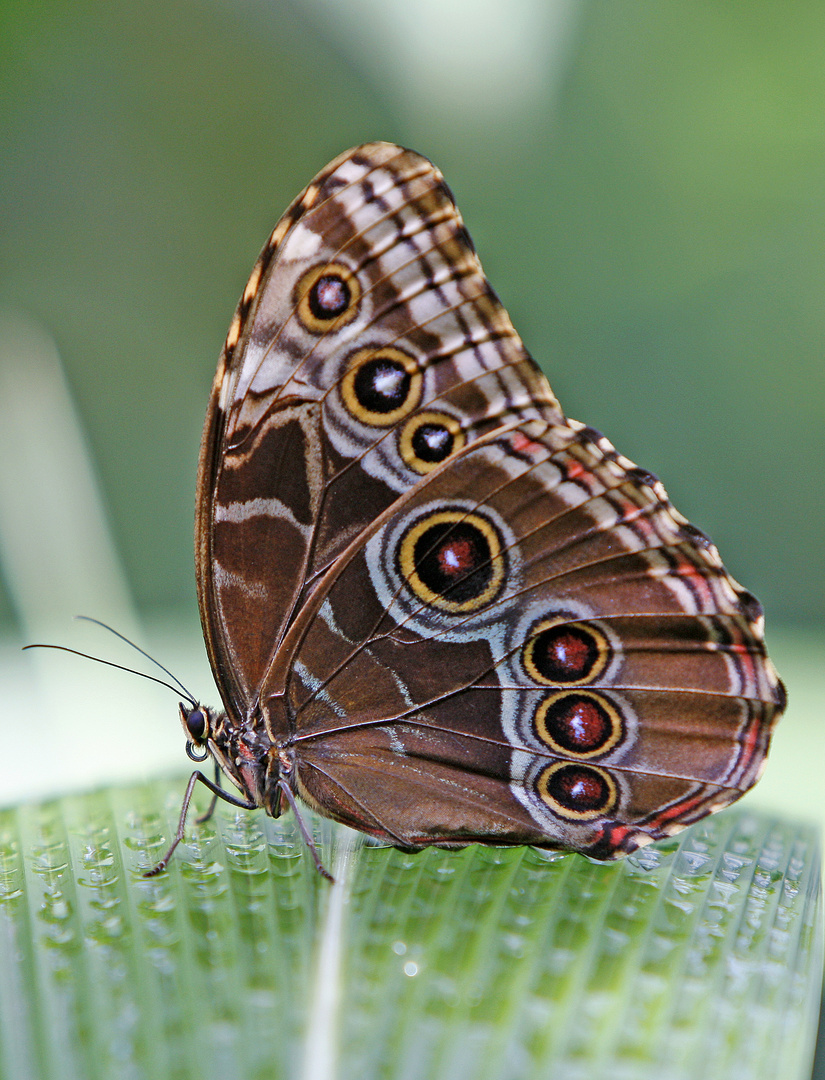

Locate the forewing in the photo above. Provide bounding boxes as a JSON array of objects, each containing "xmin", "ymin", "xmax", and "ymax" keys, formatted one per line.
[{"xmin": 197, "ymin": 143, "xmax": 558, "ymax": 716}]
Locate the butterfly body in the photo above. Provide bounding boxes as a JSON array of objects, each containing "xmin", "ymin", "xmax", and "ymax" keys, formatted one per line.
[{"xmin": 188, "ymin": 143, "xmax": 784, "ymax": 863}]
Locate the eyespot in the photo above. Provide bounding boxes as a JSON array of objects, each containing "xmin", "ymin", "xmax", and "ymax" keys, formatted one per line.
[
  {"xmin": 396, "ymin": 508, "xmax": 506, "ymax": 613},
  {"xmin": 341, "ymin": 347, "xmax": 423, "ymax": 426},
  {"xmin": 399, "ymin": 411, "xmax": 465, "ymax": 473},
  {"xmin": 296, "ymin": 262, "xmax": 362, "ymax": 333},
  {"xmin": 532, "ymin": 691, "xmax": 624, "ymax": 759},
  {"xmin": 534, "ymin": 761, "xmax": 619, "ymax": 821},
  {"xmin": 522, "ymin": 621, "xmax": 611, "ymax": 686}
]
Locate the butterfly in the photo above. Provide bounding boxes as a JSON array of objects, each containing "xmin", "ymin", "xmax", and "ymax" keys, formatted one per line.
[{"xmin": 153, "ymin": 142, "xmax": 785, "ymax": 877}]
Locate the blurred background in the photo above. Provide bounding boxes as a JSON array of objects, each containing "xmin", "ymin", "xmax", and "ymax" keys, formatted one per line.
[{"xmin": 1, "ymin": 1, "xmax": 823, "ymax": 847}]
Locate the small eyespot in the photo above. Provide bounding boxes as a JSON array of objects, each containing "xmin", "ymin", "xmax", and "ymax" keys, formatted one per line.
[
  {"xmin": 396, "ymin": 508, "xmax": 506, "ymax": 614},
  {"xmin": 522, "ymin": 621, "xmax": 611, "ymax": 686},
  {"xmin": 399, "ymin": 411, "xmax": 465, "ymax": 473},
  {"xmin": 341, "ymin": 347, "xmax": 423, "ymax": 426},
  {"xmin": 534, "ymin": 761, "xmax": 619, "ymax": 821},
  {"xmin": 296, "ymin": 262, "xmax": 362, "ymax": 333}
]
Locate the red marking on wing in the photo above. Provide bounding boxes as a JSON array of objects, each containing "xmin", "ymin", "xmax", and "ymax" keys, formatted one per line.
[
  {"xmin": 564, "ymin": 459, "xmax": 585, "ymax": 480},
  {"xmin": 438, "ymin": 538, "xmax": 475, "ymax": 577},
  {"xmin": 510, "ymin": 431, "xmax": 545, "ymax": 456}
]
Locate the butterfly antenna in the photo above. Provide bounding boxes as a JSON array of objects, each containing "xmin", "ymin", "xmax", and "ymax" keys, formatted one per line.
[
  {"xmin": 22, "ymin": 642, "xmax": 199, "ymax": 705},
  {"xmin": 73, "ymin": 615, "xmax": 199, "ymax": 704}
]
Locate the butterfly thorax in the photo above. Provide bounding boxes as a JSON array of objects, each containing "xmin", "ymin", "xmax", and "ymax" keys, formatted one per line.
[{"xmin": 206, "ymin": 708, "xmax": 279, "ymax": 812}]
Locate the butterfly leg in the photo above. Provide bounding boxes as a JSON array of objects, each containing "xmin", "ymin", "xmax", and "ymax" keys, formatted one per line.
[
  {"xmin": 144, "ymin": 769, "xmax": 257, "ymax": 877},
  {"xmin": 277, "ymin": 778, "xmax": 334, "ymax": 882},
  {"xmin": 194, "ymin": 762, "xmax": 222, "ymax": 825}
]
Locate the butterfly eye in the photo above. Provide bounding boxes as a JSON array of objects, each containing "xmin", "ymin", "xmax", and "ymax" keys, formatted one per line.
[
  {"xmin": 179, "ymin": 703, "xmax": 209, "ymax": 744},
  {"xmin": 341, "ymin": 347, "xmax": 423, "ymax": 426},
  {"xmin": 296, "ymin": 262, "xmax": 362, "ymax": 333},
  {"xmin": 399, "ymin": 411, "xmax": 466, "ymax": 473},
  {"xmin": 534, "ymin": 762, "xmax": 620, "ymax": 821},
  {"xmin": 397, "ymin": 509, "xmax": 506, "ymax": 613},
  {"xmin": 521, "ymin": 622, "xmax": 610, "ymax": 686}
]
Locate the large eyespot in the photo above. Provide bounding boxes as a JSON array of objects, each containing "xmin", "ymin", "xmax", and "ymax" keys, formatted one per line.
[
  {"xmin": 522, "ymin": 621, "xmax": 610, "ymax": 686},
  {"xmin": 532, "ymin": 691, "xmax": 624, "ymax": 759},
  {"xmin": 341, "ymin": 347, "xmax": 423, "ymax": 426},
  {"xmin": 399, "ymin": 411, "xmax": 465, "ymax": 474},
  {"xmin": 396, "ymin": 509, "xmax": 506, "ymax": 613},
  {"xmin": 296, "ymin": 262, "xmax": 362, "ymax": 333},
  {"xmin": 534, "ymin": 761, "xmax": 619, "ymax": 821}
]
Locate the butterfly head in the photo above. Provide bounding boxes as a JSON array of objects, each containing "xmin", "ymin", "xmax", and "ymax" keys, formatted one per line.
[
  {"xmin": 179, "ymin": 702, "xmax": 213, "ymax": 761},
  {"xmin": 178, "ymin": 700, "xmax": 272, "ymax": 809}
]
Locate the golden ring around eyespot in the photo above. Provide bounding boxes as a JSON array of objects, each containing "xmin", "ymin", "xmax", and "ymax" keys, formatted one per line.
[
  {"xmin": 397, "ymin": 509, "xmax": 505, "ymax": 614},
  {"xmin": 398, "ymin": 411, "xmax": 465, "ymax": 473},
  {"xmin": 341, "ymin": 347, "xmax": 423, "ymax": 426},
  {"xmin": 522, "ymin": 620, "xmax": 611, "ymax": 687},
  {"xmin": 532, "ymin": 690, "xmax": 624, "ymax": 760},
  {"xmin": 295, "ymin": 262, "xmax": 362, "ymax": 334},
  {"xmin": 534, "ymin": 761, "xmax": 619, "ymax": 821}
]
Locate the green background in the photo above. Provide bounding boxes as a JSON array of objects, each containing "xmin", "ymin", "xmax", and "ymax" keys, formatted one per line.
[
  {"xmin": 2, "ymin": 0, "xmax": 823, "ymax": 846},
  {"xmin": 1, "ymin": 6, "xmax": 823, "ymax": 808},
  {"xmin": 2, "ymin": 1, "xmax": 824, "ymax": 628},
  {"xmin": 0, "ymin": 1, "xmax": 823, "ymax": 1074}
]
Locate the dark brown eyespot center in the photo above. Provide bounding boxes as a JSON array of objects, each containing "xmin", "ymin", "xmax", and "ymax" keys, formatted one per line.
[
  {"xmin": 309, "ymin": 274, "xmax": 351, "ymax": 319},
  {"xmin": 547, "ymin": 764, "xmax": 612, "ymax": 812},
  {"xmin": 353, "ymin": 358, "xmax": 411, "ymax": 414},
  {"xmin": 398, "ymin": 412, "xmax": 465, "ymax": 474},
  {"xmin": 412, "ymin": 521, "xmax": 493, "ymax": 603},
  {"xmin": 532, "ymin": 625, "xmax": 600, "ymax": 682},
  {"xmin": 411, "ymin": 423, "xmax": 454, "ymax": 463},
  {"xmin": 534, "ymin": 692, "xmax": 621, "ymax": 756},
  {"xmin": 397, "ymin": 509, "xmax": 506, "ymax": 613}
]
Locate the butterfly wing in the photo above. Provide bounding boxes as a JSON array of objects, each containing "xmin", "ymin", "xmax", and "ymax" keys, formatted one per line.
[
  {"xmin": 197, "ymin": 142, "xmax": 556, "ymax": 717},
  {"xmin": 200, "ymin": 142, "xmax": 784, "ymax": 857},
  {"xmin": 283, "ymin": 417, "xmax": 783, "ymax": 857}
]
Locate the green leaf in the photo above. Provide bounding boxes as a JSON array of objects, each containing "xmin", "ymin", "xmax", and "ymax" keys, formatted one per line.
[{"xmin": 0, "ymin": 783, "xmax": 820, "ymax": 1080}]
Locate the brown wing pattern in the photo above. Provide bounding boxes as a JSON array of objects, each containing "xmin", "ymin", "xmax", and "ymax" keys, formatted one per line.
[
  {"xmin": 282, "ymin": 415, "xmax": 783, "ymax": 857},
  {"xmin": 197, "ymin": 142, "xmax": 558, "ymax": 716},
  {"xmin": 199, "ymin": 142, "xmax": 784, "ymax": 859}
]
